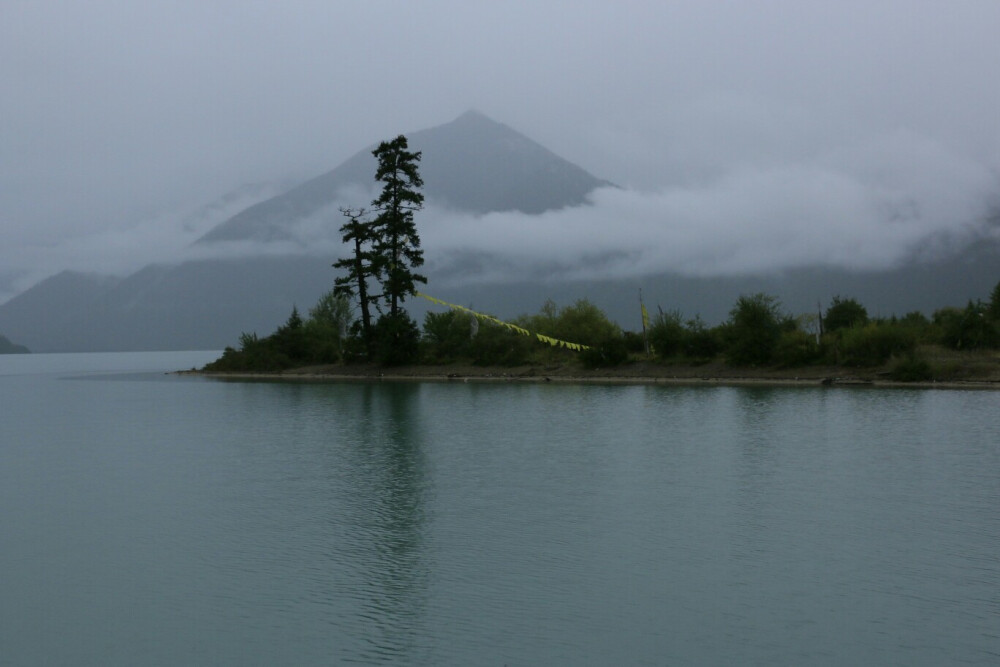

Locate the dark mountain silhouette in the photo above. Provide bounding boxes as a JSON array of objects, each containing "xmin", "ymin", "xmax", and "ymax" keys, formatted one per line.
[
  {"xmin": 0, "ymin": 334, "xmax": 29, "ymax": 354},
  {"xmin": 0, "ymin": 258, "xmax": 336, "ymax": 352}
]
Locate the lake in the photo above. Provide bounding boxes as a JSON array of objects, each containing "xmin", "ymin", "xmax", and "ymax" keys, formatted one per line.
[{"xmin": 1, "ymin": 351, "xmax": 998, "ymax": 665}]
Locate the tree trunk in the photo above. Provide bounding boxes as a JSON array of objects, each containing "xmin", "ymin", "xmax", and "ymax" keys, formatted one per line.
[{"xmin": 354, "ymin": 236, "xmax": 374, "ymax": 357}]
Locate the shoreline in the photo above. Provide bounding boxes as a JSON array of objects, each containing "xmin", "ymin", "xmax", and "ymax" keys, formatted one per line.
[{"xmin": 179, "ymin": 362, "xmax": 1000, "ymax": 390}]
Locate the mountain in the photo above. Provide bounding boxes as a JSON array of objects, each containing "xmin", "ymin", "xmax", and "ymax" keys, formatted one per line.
[
  {"xmin": 0, "ymin": 334, "xmax": 29, "ymax": 354},
  {"xmin": 0, "ymin": 112, "xmax": 615, "ymax": 352},
  {"xmin": 0, "ymin": 258, "xmax": 338, "ymax": 352},
  {"xmin": 3, "ymin": 242, "xmax": 997, "ymax": 353},
  {"xmin": 199, "ymin": 110, "xmax": 614, "ymax": 243},
  {"xmin": 1, "ymin": 111, "xmax": 996, "ymax": 352}
]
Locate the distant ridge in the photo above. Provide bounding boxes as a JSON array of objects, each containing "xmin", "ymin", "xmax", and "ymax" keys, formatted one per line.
[
  {"xmin": 198, "ymin": 110, "xmax": 614, "ymax": 243},
  {"xmin": 0, "ymin": 333, "xmax": 29, "ymax": 354}
]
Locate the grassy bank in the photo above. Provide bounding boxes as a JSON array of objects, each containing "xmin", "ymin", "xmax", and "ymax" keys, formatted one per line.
[{"xmin": 201, "ymin": 284, "xmax": 1000, "ymax": 385}]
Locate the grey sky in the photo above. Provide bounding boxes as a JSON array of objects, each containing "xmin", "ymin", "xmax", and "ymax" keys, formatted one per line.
[{"xmin": 2, "ymin": 1, "xmax": 999, "ymax": 301}]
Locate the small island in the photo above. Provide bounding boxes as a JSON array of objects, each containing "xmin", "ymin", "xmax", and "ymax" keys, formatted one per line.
[
  {"xmin": 0, "ymin": 334, "xmax": 29, "ymax": 354},
  {"xmin": 193, "ymin": 286, "xmax": 1000, "ymax": 389},
  {"xmin": 193, "ymin": 133, "xmax": 1000, "ymax": 389}
]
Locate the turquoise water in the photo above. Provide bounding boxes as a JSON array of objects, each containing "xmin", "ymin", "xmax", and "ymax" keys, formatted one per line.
[{"xmin": 1, "ymin": 352, "xmax": 998, "ymax": 665}]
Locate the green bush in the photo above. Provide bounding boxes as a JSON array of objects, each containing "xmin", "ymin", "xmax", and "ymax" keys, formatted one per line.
[
  {"xmin": 725, "ymin": 293, "xmax": 784, "ymax": 366},
  {"xmin": 519, "ymin": 298, "xmax": 620, "ymax": 348},
  {"xmin": 622, "ymin": 331, "xmax": 647, "ymax": 354},
  {"xmin": 469, "ymin": 322, "xmax": 532, "ymax": 366},
  {"xmin": 895, "ymin": 311, "xmax": 933, "ymax": 343},
  {"xmin": 203, "ymin": 331, "xmax": 293, "ymax": 372},
  {"xmin": 684, "ymin": 316, "xmax": 723, "ymax": 360},
  {"xmin": 824, "ymin": 296, "xmax": 868, "ymax": 333},
  {"xmin": 989, "ymin": 280, "xmax": 1000, "ymax": 322},
  {"xmin": 774, "ymin": 329, "xmax": 822, "ymax": 367},
  {"xmin": 374, "ymin": 311, "xmax": 420, "ymax": 366},
  {"xmin": 308, "ymin": 290, "xmax": 352, "ymax": 340},
  {"xmin": 835, "ymin": 323, "xmax": 916, "ymax": 366},
  {"xmin": 938, "ymin": 300, "xmax": 999, "ymax": 350},
  {"xmin": 301, "ymin": 320, "xmax": 341, "ymax": 364},
  {"xmin": 580, "ymin": 336, "xmax": 630, "ymax": 369},
  {"xmin": 422, "ymin": 310, "xmax": 474, "ymax": 361},
  {"xmin": 648, "ymin": 309, "xmax": 686, "ymax": 358},
  {"xmin": 340, "ymin": 321, "xmax": 371, "ymax": 362},
  {"xmin": 899, "ymin": 311, "xmax": 929, "ymax": 328},
  {"xmin": 931, "ymin": 307, "xmax": 962, "ymax": 345},
  {"xmin": 889, "ymin": 355, "xmax": 934, "ymax": 382},
  {"xmin": 270, "ymin": 307, "xmax": 307, "ymax": 360}
]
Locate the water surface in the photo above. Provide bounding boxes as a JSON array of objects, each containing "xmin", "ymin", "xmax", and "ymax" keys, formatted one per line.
[{"xmin": 1, "ymin": 352, "xmax": 998, "ymax": 664}]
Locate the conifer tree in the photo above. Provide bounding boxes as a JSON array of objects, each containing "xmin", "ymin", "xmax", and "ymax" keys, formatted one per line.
[
  {"xmin": 370, "ymin": 135, "xmax": 426, "ymax": 317},
  {"xmin": 332, "ymin": 207, "xmax": 378, "ymax": 355}
]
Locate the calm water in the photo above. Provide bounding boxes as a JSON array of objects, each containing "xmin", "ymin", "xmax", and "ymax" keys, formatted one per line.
[{"xmin": 1, "ymin": 352, "xmax": 998, "ymax": 665}]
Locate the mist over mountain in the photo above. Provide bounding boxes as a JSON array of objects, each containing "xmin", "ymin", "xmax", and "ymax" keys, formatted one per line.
[
  {"xmin": 0, "ymin": 180, "xmax": 288, "ymax": 305},
  {"xmin": 0, "ymin": 112, "xmax": 616, "ymax": 351},
  {"xmin": 199, "ymin": 111, "xmax": 613, "ymax": 244},
  {"xmin": 1, "ymin": 111, "xmax": 996, "ymax": 353}
]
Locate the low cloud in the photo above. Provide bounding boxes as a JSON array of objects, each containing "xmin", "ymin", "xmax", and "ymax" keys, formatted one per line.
[
  {"xmin": 423, "ymin": 130, "xmax": 998, "ymax": 284},
  {"xmin": 0, "ymin": 183, "xmax": 285, "ymax": 304},
  {"xmin": 2, "ymin": 127, "xmax": 996, "ymax": 307}
]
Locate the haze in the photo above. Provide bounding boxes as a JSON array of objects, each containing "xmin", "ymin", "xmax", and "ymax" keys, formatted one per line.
[{"xmin": 3, "ymin": 1, "xmax": 999, "ymax": 303}]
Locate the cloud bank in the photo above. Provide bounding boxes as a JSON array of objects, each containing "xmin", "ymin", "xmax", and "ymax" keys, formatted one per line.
[
  {"xmin": 423, "ymin": 129, "xmax": 998, "ymax": 284},
  {"xmin": 1, "ymin": 122, "xmax": 995, "ymax": 307},
  {"xmin": 4, "ymin": 2, "xmax": 1000, "ymax": 306}
]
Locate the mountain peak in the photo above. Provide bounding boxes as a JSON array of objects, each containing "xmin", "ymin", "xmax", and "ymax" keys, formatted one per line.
[
  {"xmin": 452, "ymin": 109, "xmax": 497, "ymax": 124},
  {"xmin": 198, "ymin": 112, "xmax": 612, "ymax": 243}
]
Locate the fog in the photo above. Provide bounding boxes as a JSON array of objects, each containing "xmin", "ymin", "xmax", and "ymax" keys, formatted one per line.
[
  {"xmin": 424, "ymin": 131, "xmax": 998, "ymax": 284},
  {"xmin": 3, "ymin": 1, "xmax": 999, "ymax": 304}
]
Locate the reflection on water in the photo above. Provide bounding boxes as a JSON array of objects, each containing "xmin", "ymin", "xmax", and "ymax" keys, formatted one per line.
[
  {"xmin": 1, "ymin": 355, "xmax": 999, "ymax": 665},
  {"xmin": 348, "ymin": 383, "xmax": 430, "ymax": 662}
]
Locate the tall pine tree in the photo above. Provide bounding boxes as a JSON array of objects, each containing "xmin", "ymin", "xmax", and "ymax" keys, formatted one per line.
[
  {"xmin": 332, "ymin": 207, "xmax": 379, "ymax": 356},
  {"xmin": 370, "ymin": 135, "xmax": 426, "ymax": 317}
]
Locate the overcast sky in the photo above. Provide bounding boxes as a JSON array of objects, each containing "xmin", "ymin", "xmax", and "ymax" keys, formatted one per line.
[{"xmin": 2, "ymin": 1, "xmax": 999, "ymax": 301}]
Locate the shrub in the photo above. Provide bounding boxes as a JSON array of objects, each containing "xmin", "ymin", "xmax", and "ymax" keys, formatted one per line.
[
  {"xmin": 580, "ymin": 335, "xmax": 630, "ymax": 369},
  {"xmin": 270, "ymin": 307, "xmax": 307, "ymax": 360},
  {"xmin": 470, "ymin": 322, "xmax": 532, "ymax": 366},
  {"xmin": 374, "ymin": 311, "xmax": 420, "ymax": 366},
  {"xmin": 897, "ymin": 311, "xmax": 933, "ymax": 343},
  {"xmin": 938, "ymin": 300, "xmax": 999, "ymax": 350},
  {"xmin": 520, "ymin": 298, "xmax": 621, "ymax": 348},
  {"xmin": 774, "ymin": 329, "xmax": 822, "ymax": 367},
  {"xmin": 900, "ymin": 311, "xmax": 929, "ymax": 328},
  {"xmin": 931, "ymin": 307, "xmax": 962, "ymax": 345},
  {"xmin": 301, "ymin": 320, "xmax": 341, "ymax": 364},
  {"xmin": 648, "ymin": 309, "xmax": 686, "ymax": 358},
  {"xmin": 422, "ymin": 310, "xmax": 474, "ymax": 361},
  {"xmin": 340, "ymin": 321, "xmax": 370, "ymax": 362},
  {"xmin": 989, "ymin": 280, "xmax": 1000, "ymax": 322},
  {"xmin": 203, "ymin": 331, "xmax": 293, "ymax": 372},
  {"xmin": 622, "ymin": 331, "xmax": 647, "ymax": 354},
  {"xmin": 308, "ymin": 290, "xmax": 352, "ymax": 340},
  {"xmin": 889, "ymin": 355, "xmax": 934, "ymax": 382},
  {"xmin": 725, "ymin": 293, "xmax": 783, "ymax": 366},
  {"xmin": 684, "ymin": 316, "xmax": 723, "ymax": 360},
  {"xmin": 824, "ymin": 296, "xmax": 868, "ymax": 333},
  {"xmin": 836, "ymin": 323, "xmax": 916, "ymax": 366}
]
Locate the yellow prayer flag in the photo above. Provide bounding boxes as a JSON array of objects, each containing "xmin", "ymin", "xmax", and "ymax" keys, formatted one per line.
[{"xmin": 420, "ymin": 291, "xmax": 589, "ymax": 353}]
